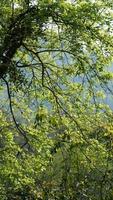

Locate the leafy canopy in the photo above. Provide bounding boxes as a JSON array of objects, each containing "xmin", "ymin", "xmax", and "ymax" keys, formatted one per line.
[{"xmin": 1, "ymin": 0, "xmax": 113, "ymax": 199}]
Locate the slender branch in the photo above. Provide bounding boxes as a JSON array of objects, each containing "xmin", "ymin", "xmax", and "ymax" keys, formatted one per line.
[
  {"xmin": 2, "ymin": 77, "xmax": 29, "ymax": 148},
  {"xmin": 23, "ymin": 43, "xmax": 75, "ymax": 57},
  {"xmin": 36, "ymin": 54, "xmax": 45, "ymax": 86},
  {"xmin": 16, "ymin": 63, "xmax": 41, "ymax": 68}
]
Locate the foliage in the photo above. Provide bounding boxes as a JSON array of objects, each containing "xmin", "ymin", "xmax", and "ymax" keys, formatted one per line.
[{"xmin": 1, "ymin": 0, "xmax": 113, "ymax": 199}]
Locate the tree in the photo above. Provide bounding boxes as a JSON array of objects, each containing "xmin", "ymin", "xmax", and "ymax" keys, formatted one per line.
[{"xmin": 1, "ymin": 0, "xmax": 113, "ymax": 199}]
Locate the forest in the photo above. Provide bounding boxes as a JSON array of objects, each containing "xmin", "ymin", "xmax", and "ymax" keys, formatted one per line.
[{"xmin": 1, "ymin": 0, "xmax": 113, "ymax": 199}]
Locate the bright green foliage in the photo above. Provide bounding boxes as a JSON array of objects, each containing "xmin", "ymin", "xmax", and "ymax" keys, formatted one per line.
[
  {"xmin": 0, "ymin": 107, "xmax": 52, "ymax": 199},
  {"xmin": 1, "ymin": 0, "xmax": 113, "ymax": 199}
]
